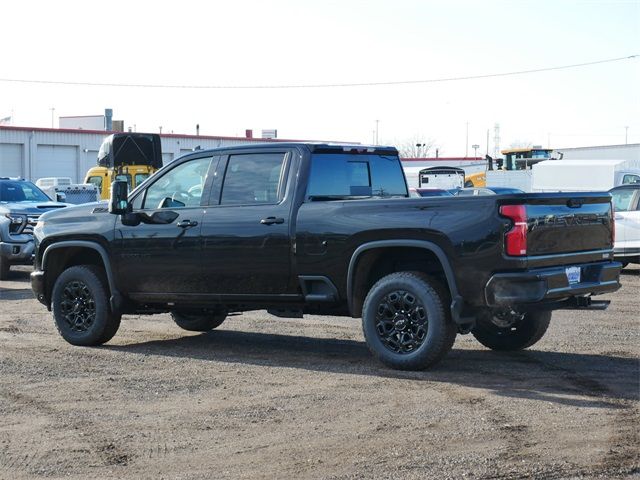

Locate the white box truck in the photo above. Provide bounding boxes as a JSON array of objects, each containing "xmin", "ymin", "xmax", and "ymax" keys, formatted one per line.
[{"xmin": 532, "ymin": 159, "xmax": 640, "ymax": 192}]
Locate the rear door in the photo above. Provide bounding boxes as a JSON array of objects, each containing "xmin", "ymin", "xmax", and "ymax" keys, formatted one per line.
[{"xmin": 199, "ymin": 149, "xmax": 295, "ymax": 296}]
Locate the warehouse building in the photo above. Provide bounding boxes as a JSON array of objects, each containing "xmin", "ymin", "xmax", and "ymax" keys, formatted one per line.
[{"xmin": 0, "ymin": 126, "xmax": 342, "ymax": 183}]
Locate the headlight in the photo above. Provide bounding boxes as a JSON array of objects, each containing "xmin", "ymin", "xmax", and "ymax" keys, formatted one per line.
[
  {"xmin": 4, "ymin": 213, "xmax": 26, "ymax": 224},
  {"xmin": 4, "ymin": 213, "xmax": 27, "ymax": 234}
]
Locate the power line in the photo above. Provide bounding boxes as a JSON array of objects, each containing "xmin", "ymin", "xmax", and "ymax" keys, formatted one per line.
[{"xmin": 0, "ymin": 55, "xmax": 636, "ymax": 90}]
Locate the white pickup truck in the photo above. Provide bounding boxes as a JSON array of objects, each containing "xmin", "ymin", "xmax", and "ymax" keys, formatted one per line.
[{"xmin": 610, "ymin": 184, "xmax": 640, "ymax": 267}]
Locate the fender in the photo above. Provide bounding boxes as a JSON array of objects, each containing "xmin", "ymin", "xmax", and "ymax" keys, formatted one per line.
[
  {"xmin": 346, "ymin": 239, "xmax": 468, "ymax": 325},
  {"xmin": 42, "ymin": 240, "xmax": 122, "ymax": 313}
]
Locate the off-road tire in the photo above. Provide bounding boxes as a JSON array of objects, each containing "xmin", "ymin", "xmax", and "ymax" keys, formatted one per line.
[
  {"xmin": 0, "ymin": 256, "xmax": 10, "ymax": 280},
  {"xmin": 471, "ymin": 310, "xmax": 552, "ymax": 351},
  {"xmin": 362, "ymin": 272, "xmax": 457, "ymax": 370},
  {"xmin": 171, "ymin": 311, "xmax": 227, "ymax": 332},
  {"xmin": 52, "ymin": 265, "xmax": 121, "ymax": 346}
]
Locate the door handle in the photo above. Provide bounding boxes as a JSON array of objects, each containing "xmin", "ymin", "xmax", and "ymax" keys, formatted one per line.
[
  {"xmin": 260, "ymin": 217, "xmax": 285, "ymax": 225},
  {"xmin": 177, "ymin": 219, "xmax": 198, "ymax": 228}
]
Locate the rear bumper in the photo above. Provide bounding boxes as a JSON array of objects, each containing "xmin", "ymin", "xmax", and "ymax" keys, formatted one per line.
[
  {"xmin": 0, "ymin": 240, "xmax": 35, "ymax": 264},
  {"xmin": 485, "ymin": 261, "xmax": 621, "ymax": 307}
]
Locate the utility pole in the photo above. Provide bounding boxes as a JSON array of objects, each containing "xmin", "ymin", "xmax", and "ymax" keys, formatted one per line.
[
  {"xmin": 486, "ymin": 129, "xmax": 490, "ymax": 156},
  {"xmin": 465, "ymin": 122, "xmax": 469, "ymax": 157},
  {"xmin": 375, "ymin": 120, "xmax": 379, "ymax": 145},
  {"xmin": 625, "ymin": 126, "xmax": 629, "ymax": 144}
]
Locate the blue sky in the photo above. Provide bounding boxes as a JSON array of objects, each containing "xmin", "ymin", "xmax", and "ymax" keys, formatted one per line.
[{"xmin": 1, "ymin": 0, "xmax": 638, "ymax": 155}]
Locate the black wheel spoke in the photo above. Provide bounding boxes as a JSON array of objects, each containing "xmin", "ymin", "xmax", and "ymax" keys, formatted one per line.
[
  {"xmin": 60, "ymin": 280, "xmax": 96, "ymax": 333},
  {"xmin": 375, "ymin": 289, "xmax": 428, "ymax": 355}
]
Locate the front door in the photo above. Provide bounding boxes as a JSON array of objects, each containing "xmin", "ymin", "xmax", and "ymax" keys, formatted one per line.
[
  {"xmin": 200, "ymin": 151, "xmax": 294, "ymax": 296},
  {"xmin": 114, "ymin": 156, "xmax": 215, "ymax": 298}
]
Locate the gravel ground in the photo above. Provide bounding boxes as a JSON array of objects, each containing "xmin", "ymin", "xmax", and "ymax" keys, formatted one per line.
[{"xmin": 1, "ymin": 265, "xmax": 639, "ymax": 480}]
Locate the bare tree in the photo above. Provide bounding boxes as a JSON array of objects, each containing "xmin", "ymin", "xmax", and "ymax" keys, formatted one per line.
[{"xmin": 385, "ymin": 135, "xmax": 439, "ymax": 158}]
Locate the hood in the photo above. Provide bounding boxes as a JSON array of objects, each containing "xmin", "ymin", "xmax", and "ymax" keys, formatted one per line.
[
  {"xmin": 37, "ymin": 201, "xmax": 107, "ymax": 222},
  {"xmin": 0, "ymin": 201, "xmax": 70, "ymax": 216}
]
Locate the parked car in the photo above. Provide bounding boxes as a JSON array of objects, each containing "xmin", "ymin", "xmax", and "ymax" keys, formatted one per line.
[
  {"xmin": 409, "ymin": 188, "xmax": 454, "ymax": 198},
  {"xmin": 455, "ymin": 187, "xmax": 525, "ymax": 196},
  {"xmin": 0, "ymin": 178, "xmax": 68, "ymax": 279},
  {"xmin": 31, "ymin": 143, "xmax": 620, "ymax": 370},
  {"xmin": 610, "ymin": 184, "xmax": 640, "ymax": 267}
]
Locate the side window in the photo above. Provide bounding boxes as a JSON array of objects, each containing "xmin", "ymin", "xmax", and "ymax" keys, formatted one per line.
[
  {"xmin": 220, "ymin": 153, "xmax": 286, "ymax": 205},
  {"xmin": 622, "ymin": 174, "xmax": 640, "ymax": 185},
  {"xmin": 87, "ymin": 176, "xmax": 103, "ymax": 190},
  {"xmin": 134, "ymin": 173, "xmax": 150, "ymax": 187},
  {"xmin": 307, "ymin": 154, "xmax": 407, "ymax": 198},
  {"xmin": 142, "ymin": 157, "xmax": 212, "ymax": 209}
]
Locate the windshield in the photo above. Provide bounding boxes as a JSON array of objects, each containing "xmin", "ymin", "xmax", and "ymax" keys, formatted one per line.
[
  {"xmin": 0, "ymin": 181, "xmax": 51, "ymax": 202},
  {"xmin": 611, "ymin": 189, "xmax": 637, "ymax": 212}
]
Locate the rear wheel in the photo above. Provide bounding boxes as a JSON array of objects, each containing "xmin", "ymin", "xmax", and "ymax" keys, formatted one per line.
[
  {"xmin": 171, "ymin": 311, "xmax": 227, "ymax": 332},
  {"xmin": 52, "ymin": 265, "xmax": 121, "ymax": 345},
  {"xmin": 0, "ymin": 256, "xmax": 9, "ymax": 280},
  {"xmin": 362, "ymin": 272, "xmax": 457, "ymax": 370},
  {"xmin": 471, "ymin": 310, "xmax": 551, "ymax": 351}
]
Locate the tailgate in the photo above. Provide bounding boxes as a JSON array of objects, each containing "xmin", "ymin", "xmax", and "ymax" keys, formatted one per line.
[{"xmin": 505, "ymin": 192, "xmax": 614, "ymax": 257}]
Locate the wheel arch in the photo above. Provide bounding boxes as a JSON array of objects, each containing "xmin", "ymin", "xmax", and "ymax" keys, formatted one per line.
[
  {"xmin": 42, "ymin": 241, "xmax": 121, "ymax": 312},
  {"xmin": 347, "ymin": 240, "xmax": 464, "ymax": 323}
]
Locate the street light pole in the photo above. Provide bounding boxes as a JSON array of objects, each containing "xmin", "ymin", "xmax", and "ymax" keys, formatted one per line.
[
  {"xmin": 465, "ymin": 122, "xmax": 469, "ymax": 157},
  {"xmin": 472, "ymin": 144, "xmax": 479, "ymax": 158},
  {"xmin": 375, "ymin": 120, "xmax": 379, "ymax": 145},
  {"xmin": 50, "ymin": 107, "xmax": 55, "ymax": 128},
  {"xmin": 625, "ymin": 126, "xmax": 629, "ymax": 144}
]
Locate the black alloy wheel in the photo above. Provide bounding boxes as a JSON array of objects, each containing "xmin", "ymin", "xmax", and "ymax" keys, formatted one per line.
[
  {"xmin": 471, "ymin": 310, "xmax": 552, "ymax": 351},
  {"xmin": 362, "ymin": 272, "xmax": 457, "ymax": 370},
  {"xmin": 52, "ymin": 265, "xmax": 121, "ymax": 346},
  {"xmin": 375, "ymin": 290, "xmax": 428, "ymax": 354},
  {"xmin": 59, "ymin": 280, "xmax": 97, "ymax": 333}
]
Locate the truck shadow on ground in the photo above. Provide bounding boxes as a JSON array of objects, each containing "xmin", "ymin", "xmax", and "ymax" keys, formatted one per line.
[
  {"xmin": 0, "ymin": 287, "xmax": 35, "ymax": 300},
  {"xmin": 105, "ymin": 329, "xmax": 639, "ymax": 409},
  {"xmin": 1, "ymin": 268, "xmax": 32, "ymax": 282}
]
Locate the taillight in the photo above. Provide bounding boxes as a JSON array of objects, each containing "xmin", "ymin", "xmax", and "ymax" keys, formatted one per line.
[
  {"xmin": 611, "ymin": 202, "xmax": 615, "ymax": 245},
  {"xmin": 500, "ymin": 204, "xmax": 527, "ymax": 256}
]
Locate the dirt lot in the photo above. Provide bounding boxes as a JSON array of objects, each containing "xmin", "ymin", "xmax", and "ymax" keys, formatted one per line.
[{"xmin": 1, "ymin": 266, "xmax": 638, "ymax": 480}]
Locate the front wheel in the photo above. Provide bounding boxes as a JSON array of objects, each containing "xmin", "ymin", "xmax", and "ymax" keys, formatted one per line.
[
  {"xmin": 471, "ymin": 310, "xmax": 551, "ymax": 351},
  {"xmin": 52, "ymin": 265, "xmax": 121, "ymax": 346},
  {"xmin": 362, "ymin": 272, "xmax": 457, "ymax": 370},
  {"xmin": 171, "ymin": 311, "xmax": 227, "ymax": 332}
]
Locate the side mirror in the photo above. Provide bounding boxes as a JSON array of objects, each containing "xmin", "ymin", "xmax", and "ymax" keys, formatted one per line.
[
  {"xmin": 55, "ymin": 192, "xmax": 67, "ymax": 203},
  {"xmin": 109, "ymin": 180, "xmax": 130, "ymax": 215}
]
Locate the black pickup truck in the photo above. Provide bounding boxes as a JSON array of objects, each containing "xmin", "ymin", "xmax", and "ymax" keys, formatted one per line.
[{"xmin": 31, "ymin": 143, "xmax": 621, "ymax": 370}]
